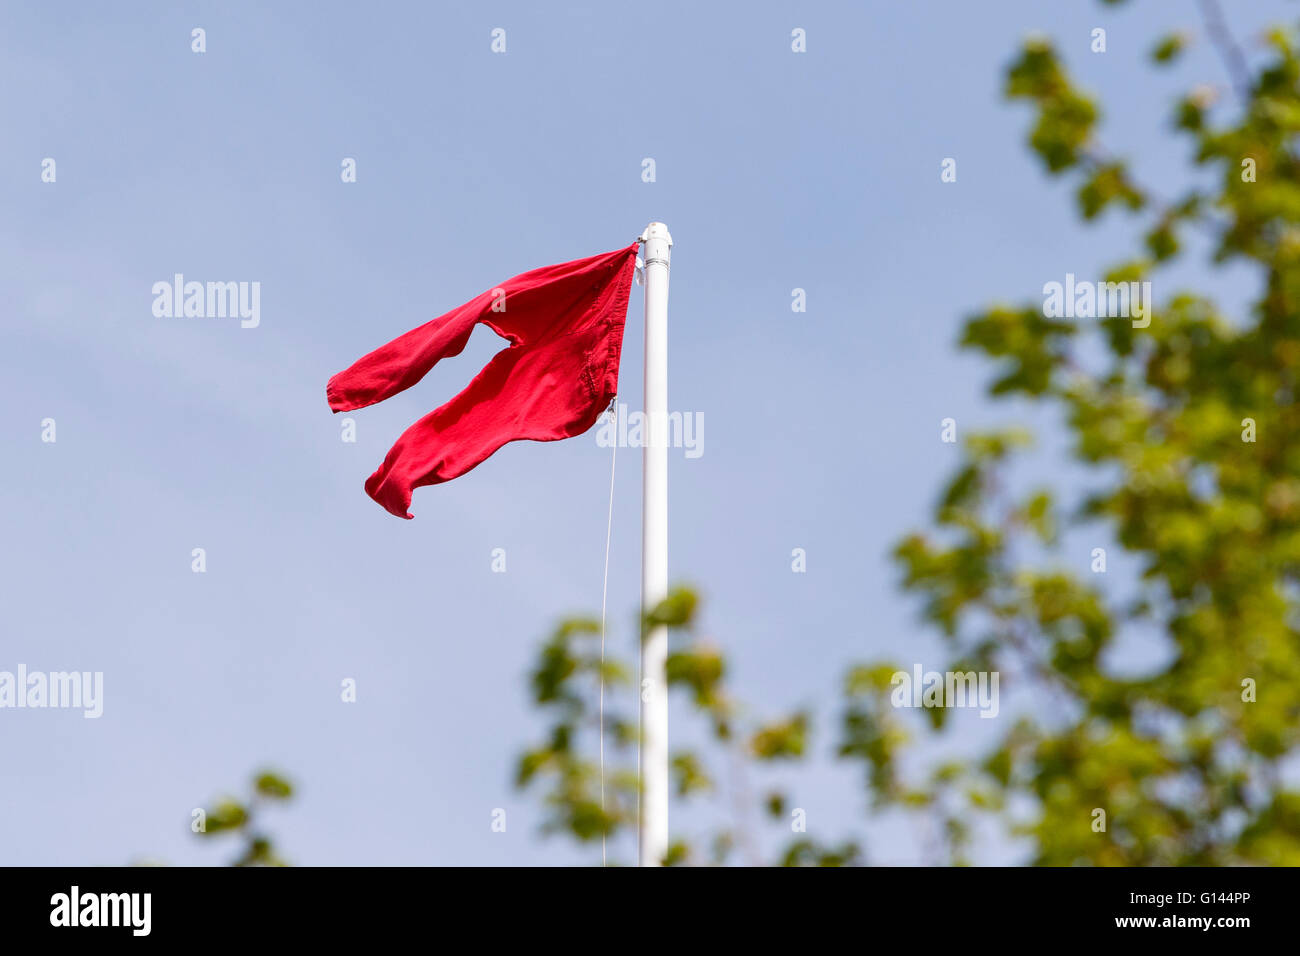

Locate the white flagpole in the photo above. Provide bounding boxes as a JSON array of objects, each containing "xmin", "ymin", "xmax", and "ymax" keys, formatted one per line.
[{"xmin": 639, "ymin": 221, "xmax": 672, "ymax": 866}]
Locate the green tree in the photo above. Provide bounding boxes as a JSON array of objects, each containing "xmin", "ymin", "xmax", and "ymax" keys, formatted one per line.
[
  {"xmin": 518, "ymin": 1, "xmax": 1300, "ymax": 865},
  {"xmin": 194, "ymin": 770, "xmax": 296, "ymax": 866}
]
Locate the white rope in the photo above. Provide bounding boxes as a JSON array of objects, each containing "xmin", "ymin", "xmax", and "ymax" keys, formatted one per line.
[
  {"xmin": 636, "ymin": 494, "xmax": 643, "ymax": 868},
  {"xmin": 599, "ymin": 400, "xmax": 618, "ymax": 867}
]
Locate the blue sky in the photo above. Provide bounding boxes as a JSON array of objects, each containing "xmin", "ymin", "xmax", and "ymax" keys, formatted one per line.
[{"xmin": 1, "ymin": 0, "xmax": 1290, "ymax": 865}]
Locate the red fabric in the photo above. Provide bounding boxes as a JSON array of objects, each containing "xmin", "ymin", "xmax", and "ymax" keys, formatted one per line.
[{"xmin": 328, "ymin": 243, "xmax": 638, "ymax": 518}]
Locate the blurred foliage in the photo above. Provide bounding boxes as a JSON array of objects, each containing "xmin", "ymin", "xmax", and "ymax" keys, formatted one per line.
[
  {"xmin": 517, "ymin": 589, "xmax": 856, "ymax": 865},
  {"xmin": 519, "ymin": 1, "xmax": 1300, "ymax": 865},
  {"xmin": 195, "ymin": 770, "xmax": 295, "ymax": 866}
]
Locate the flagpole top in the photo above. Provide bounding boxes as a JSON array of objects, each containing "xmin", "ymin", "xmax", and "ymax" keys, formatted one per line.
[{"xmin": 640, "ymin": 222, "xmax": 672, "ymax": 247}]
